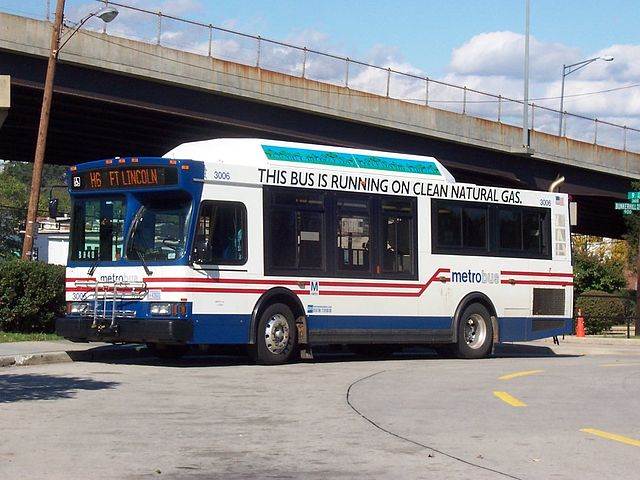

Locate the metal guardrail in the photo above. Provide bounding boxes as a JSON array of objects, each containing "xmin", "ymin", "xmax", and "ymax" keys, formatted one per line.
[
  {"xmin": 582, "ymin": 317, "xmax": 637, "ymax": 339},
  {"xmin": 576, "ymin": 292, "xmax": 639, "ymax": 338},
  {"xmin": 20, "ymin": 0, "xmax": 639, "ymax": 153}
]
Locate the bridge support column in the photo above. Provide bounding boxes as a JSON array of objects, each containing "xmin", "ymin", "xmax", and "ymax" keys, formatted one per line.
[{"xmin": 0, "ymin": 75, "xmax": 9, "ymax": 130}]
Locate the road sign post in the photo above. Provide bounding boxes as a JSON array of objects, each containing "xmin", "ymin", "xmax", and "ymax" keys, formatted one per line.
[
  {"xmin": 635, "ymin": 239, "xmax": 640, "ymax": 337},
  {"xmin": 617, "ymin": 194, "xmax": 640, "ymax": 336}
]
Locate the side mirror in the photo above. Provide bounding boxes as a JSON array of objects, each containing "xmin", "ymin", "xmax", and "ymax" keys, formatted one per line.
[{"xmin": 48, "ymin": 198, "xmax": 59, "ymax": 218}]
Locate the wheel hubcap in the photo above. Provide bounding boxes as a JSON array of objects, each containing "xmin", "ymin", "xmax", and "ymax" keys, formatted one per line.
[
  {"xmin": 264, "ymin": 313, "xmax": 290, "ymax": 354},
  {"xmin": 464, "ymin": 314, "xmax": 487, "ymax": 349}
]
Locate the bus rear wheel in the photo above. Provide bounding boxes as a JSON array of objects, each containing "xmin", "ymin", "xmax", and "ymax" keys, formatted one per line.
[
  {"xmin": 250, "ymin": 303, "xmax": 297, "ymax": 365},
  {"xmin": 454, "ymin": 303, "xmax": 493, "ymax": 359}
]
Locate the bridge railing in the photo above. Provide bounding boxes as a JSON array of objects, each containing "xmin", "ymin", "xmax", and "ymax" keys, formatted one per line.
[{"xmin": 29, "ymin": 0, "xmax": 640, "ymax": 153}]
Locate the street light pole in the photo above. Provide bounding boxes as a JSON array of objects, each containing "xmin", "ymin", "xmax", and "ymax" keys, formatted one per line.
[
  {"xmin": 20, "ymin": 1, "xmax": 118, "ymax": 260},
  {"xmin": 557, "ymin": 55, "xmax": 614, "ymax": 136},
  {"xmin": 522, "ymin": 0, "xmax": 531, "ymax": 149}
]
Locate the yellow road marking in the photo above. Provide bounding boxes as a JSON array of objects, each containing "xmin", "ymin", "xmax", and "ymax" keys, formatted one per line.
[
  {"xmin": 493, "ymin": 391, "xmax": 527, "ymax": 407},
  {"xmin": 499, "ymin": 370, "xmax": 544, "ymax": 380},
  {"xmin": 600, "ymin": 363, "xmax": 640, "ymax": 368},
  {"xmin": 581, "ymin": 429, "xmax": 640, "ymax": 447}
]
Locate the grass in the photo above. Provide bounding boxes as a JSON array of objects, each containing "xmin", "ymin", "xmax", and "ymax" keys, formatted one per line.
[{"xmin": 0, "ymin": 331, "xmax": 62, "ymax": 343}]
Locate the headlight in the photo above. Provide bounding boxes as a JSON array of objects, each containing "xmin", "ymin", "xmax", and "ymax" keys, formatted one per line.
[
  {"xmin": 68, "ymin": 302, "xmax": 90, "ymax": 315},
  {"xmin": 150, "ymin": 302, "xmax": 172, "ymax": 316}
]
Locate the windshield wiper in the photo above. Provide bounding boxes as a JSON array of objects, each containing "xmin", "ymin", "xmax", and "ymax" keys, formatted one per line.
[
  {"xmin": 135, "ymin": 248, "xmax": 153, "ymax": 276},
  {"xmin": 87, "ymin": 257, "xmax": 100, "ymax": 277},
  {"xmin": 128, "ymin": 213, "xmax": 153, "ymax": 276}
]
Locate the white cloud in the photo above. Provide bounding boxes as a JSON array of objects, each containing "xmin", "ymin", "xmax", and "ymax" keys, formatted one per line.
[
  {"xmin": 443, "ymin": 31, "xmax": 640, "ymax": 139},
  {"xmin": 448, "ymin": 31, "xmax": 579, "ymax": 82}
]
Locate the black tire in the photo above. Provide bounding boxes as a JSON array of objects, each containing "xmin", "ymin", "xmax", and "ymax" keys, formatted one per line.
[
  {"xmin": 250, "ymin": 303, "xmax": 297, "ymax": 365},
  {"xmin": 453, "ymin": 303, "xmax": 493, "ymax": 359},
  {"xmin": 146, "ymin": 343, "xmax": 188, "ymax": 360}
]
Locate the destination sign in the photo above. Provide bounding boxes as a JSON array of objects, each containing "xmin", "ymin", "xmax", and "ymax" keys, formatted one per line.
[{"xmin": 70, "ymin": 166, "xmax": 178, "ymax": 191}]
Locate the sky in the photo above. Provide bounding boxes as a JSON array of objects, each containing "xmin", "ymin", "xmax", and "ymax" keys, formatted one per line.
[{"xmin": 2, "ymin": 0, "xmax": 639, "ymax": 140}]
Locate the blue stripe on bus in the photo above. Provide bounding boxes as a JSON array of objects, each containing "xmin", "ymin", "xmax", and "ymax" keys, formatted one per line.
[
  {"xmin": 307, "ymin": 315, "xmax": 452, "ymax": 331},
  {"xmin": 189, "ymin": 314, "xmax": 453, "ymax": 344},
  {"xmin": 499, "ymin": 317, "xmax": 573, "ymax": 342},
  {"xmin": 189, "ymin": 314, "xmax": 573, "ymax": 345},
  {"xmin": 192, "ymin": 314, "xmax": 251, "ymax": 344}
]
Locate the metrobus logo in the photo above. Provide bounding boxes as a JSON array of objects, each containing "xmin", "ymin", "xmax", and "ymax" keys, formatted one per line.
[
  {"xmin": 99, "ymin": 273, "xmax": 141, "ymax": 283},
  {"xmin": 451, "ymin": 270, "xmax": 499, "ymax": 284}
]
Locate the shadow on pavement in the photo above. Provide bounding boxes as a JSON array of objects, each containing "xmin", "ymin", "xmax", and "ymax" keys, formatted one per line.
[
  {"xmin": 0, "ymin": 373, "xmax": 119, "ymax": 403},
  {"xmin": 494, "ymin": 343, "xmax": 578, "ymax": 358},
  {"xmin": 85, "ymin": 342, "xmax": 578, "ymax": 368}
]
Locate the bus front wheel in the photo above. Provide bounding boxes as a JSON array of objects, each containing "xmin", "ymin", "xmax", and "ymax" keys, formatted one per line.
[
  {"xmin": 454, "ymin": 303, "xmax": 493, "ymax": 359},
  {"xmin": 250, "ymin": 303, "xmax": 297, "ymax": 365}
]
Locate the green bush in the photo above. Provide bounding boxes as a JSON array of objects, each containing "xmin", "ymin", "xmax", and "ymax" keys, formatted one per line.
[
  {"xmin": 0, "ymin": 261, "xmax": 65, "ymax": 333},
  {"xmin": 575, "ymin": 290, "xmax": 627, "ymax": 335}
]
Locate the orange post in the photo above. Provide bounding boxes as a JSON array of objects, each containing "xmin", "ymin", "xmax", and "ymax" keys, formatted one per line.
[{"xmin": 576, "ymin": 307, "xmax": 586, "ymax": 337}]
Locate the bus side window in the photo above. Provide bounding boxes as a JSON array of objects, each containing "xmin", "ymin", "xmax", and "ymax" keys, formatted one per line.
[
  {"xmin": 266, "ymin": 190, "xmax": 326, "ymax": 273},
  {"xmin": 381, "ymin": 199, "xmax": 415, "ymax": 275},
  {"xmin": 336, "ymin": 197, "xmax": 370, "ymax": 273},
  {"xmin": 194, "ymin": 201, "xmax": 246, "ymax": 265}
]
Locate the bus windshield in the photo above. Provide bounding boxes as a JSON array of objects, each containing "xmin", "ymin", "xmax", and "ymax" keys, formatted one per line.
[
  {"xmin": 70, "ymin": 197, "xmax": 126, "ymax": 261},
  {"xmin": 126, "ymin": 197, "xmax": 192, "ymax": 262}
]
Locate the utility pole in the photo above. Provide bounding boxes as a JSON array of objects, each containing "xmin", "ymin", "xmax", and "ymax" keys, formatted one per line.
[
  {"xmin": 20, "ymin": 1, "xmax": 117, "ymax": 259},
  {"xmin": 21, "ymin": 0, "xmax": 65, "ymax": 260}
]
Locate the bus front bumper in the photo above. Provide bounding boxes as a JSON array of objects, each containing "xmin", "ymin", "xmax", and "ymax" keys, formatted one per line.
[{"xmin": 56, "ymin": 317, "xmax": 193, "ymax": 344}]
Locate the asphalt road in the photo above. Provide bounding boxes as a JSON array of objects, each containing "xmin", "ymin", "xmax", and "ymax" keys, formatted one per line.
[{"xmin": 1, "ymin": 345, "xmax": 639, "ymax": 479}]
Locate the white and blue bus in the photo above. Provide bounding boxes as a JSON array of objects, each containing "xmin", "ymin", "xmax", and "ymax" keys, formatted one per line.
[{"xmin": 57, "ymin": 138, "xmax": 574, "ymax": 363}]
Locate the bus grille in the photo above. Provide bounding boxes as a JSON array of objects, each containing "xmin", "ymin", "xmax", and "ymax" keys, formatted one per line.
[{"xmin": 532, "ymin": 288, "xmax": 565, "ymax": 316}]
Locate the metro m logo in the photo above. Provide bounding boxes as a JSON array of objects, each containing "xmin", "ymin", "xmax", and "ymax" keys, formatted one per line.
[{"xmin": 310, "ymin": 280, "xmax": 320, "ymax": 295}]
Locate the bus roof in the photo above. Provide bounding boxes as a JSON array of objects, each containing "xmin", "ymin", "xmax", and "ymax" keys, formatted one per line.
[{"xmin": 163, "ymin": 138, "xmax": 456, "ymax": 183}]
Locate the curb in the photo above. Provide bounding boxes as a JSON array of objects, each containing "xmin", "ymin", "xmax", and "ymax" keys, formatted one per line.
[
  {"xmin": 0, "ymin": 351, "xmax": 74, "ymax": 368},
  {"xmin": 0, "ymin": 344, "xmax": 150, "ymax": 369}
]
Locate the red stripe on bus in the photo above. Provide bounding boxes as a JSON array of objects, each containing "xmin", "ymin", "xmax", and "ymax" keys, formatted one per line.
[
  {"xmin": 143, "ymin": 277, "xmax": 302, "ymax": 286},
  {"xmin": 500, "ymin": 280, "xmax": 573, "ymax": 286},
  {"xmin": 67, "ymin": 268, "xmax": 573, "ymax": 296},
  {"xmin": 500, "ymin": 271, "xmax": 573, "ymax": 278},
  {"xmin": 155, "ymin": 287, "xmax": 308, "ymax": 295},
  {"xmin": 142, "ymin": 277, "xmax": 423, "ymax": 289}
]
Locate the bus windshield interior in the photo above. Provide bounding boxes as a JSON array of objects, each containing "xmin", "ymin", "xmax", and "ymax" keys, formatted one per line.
[
  {"xmin": 126, "ymin": 197, "xmax": 192, "ymax": 262},
  {"xmin": 70, "ymin": 197, "xmax": 126, "ymax": 262}
]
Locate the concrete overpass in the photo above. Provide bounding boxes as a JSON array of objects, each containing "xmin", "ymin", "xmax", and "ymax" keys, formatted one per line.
[{"xmin": 0, "ymin": 12, "xmax": 637, "ymax": 237}]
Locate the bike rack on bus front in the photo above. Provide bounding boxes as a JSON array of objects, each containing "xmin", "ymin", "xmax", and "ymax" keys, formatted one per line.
[{"xmin": 74, "ymin": 280, "xmax": 148, "ymax": 335}]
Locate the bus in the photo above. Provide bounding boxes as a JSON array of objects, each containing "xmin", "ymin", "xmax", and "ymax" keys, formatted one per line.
[{"xmin": 56, "ymin": 138, "xmax": 574, "ymax": 363}]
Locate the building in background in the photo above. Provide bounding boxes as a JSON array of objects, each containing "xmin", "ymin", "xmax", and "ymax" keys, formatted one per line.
[{"xmin": 32, "ymin": 217, "xmax": 69, "ymax": 265}]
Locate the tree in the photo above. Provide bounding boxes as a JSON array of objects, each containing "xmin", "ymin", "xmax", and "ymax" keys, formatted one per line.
[
  {"xmin": 0, "ymin": 171, "xmax": 27, "ymax": 260},
  {"xmin": 0, "ymin": 161, "xmax": 70, "ymax": 260},
  {"xmin": 572, "ymin": 235, "xmax": 627, "ymax": 296}
]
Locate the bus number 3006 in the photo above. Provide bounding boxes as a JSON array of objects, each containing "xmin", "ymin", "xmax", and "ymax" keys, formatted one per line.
[{"xmin": 214, "ymin": 171, "xmax": 231, "ymax": 180}]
